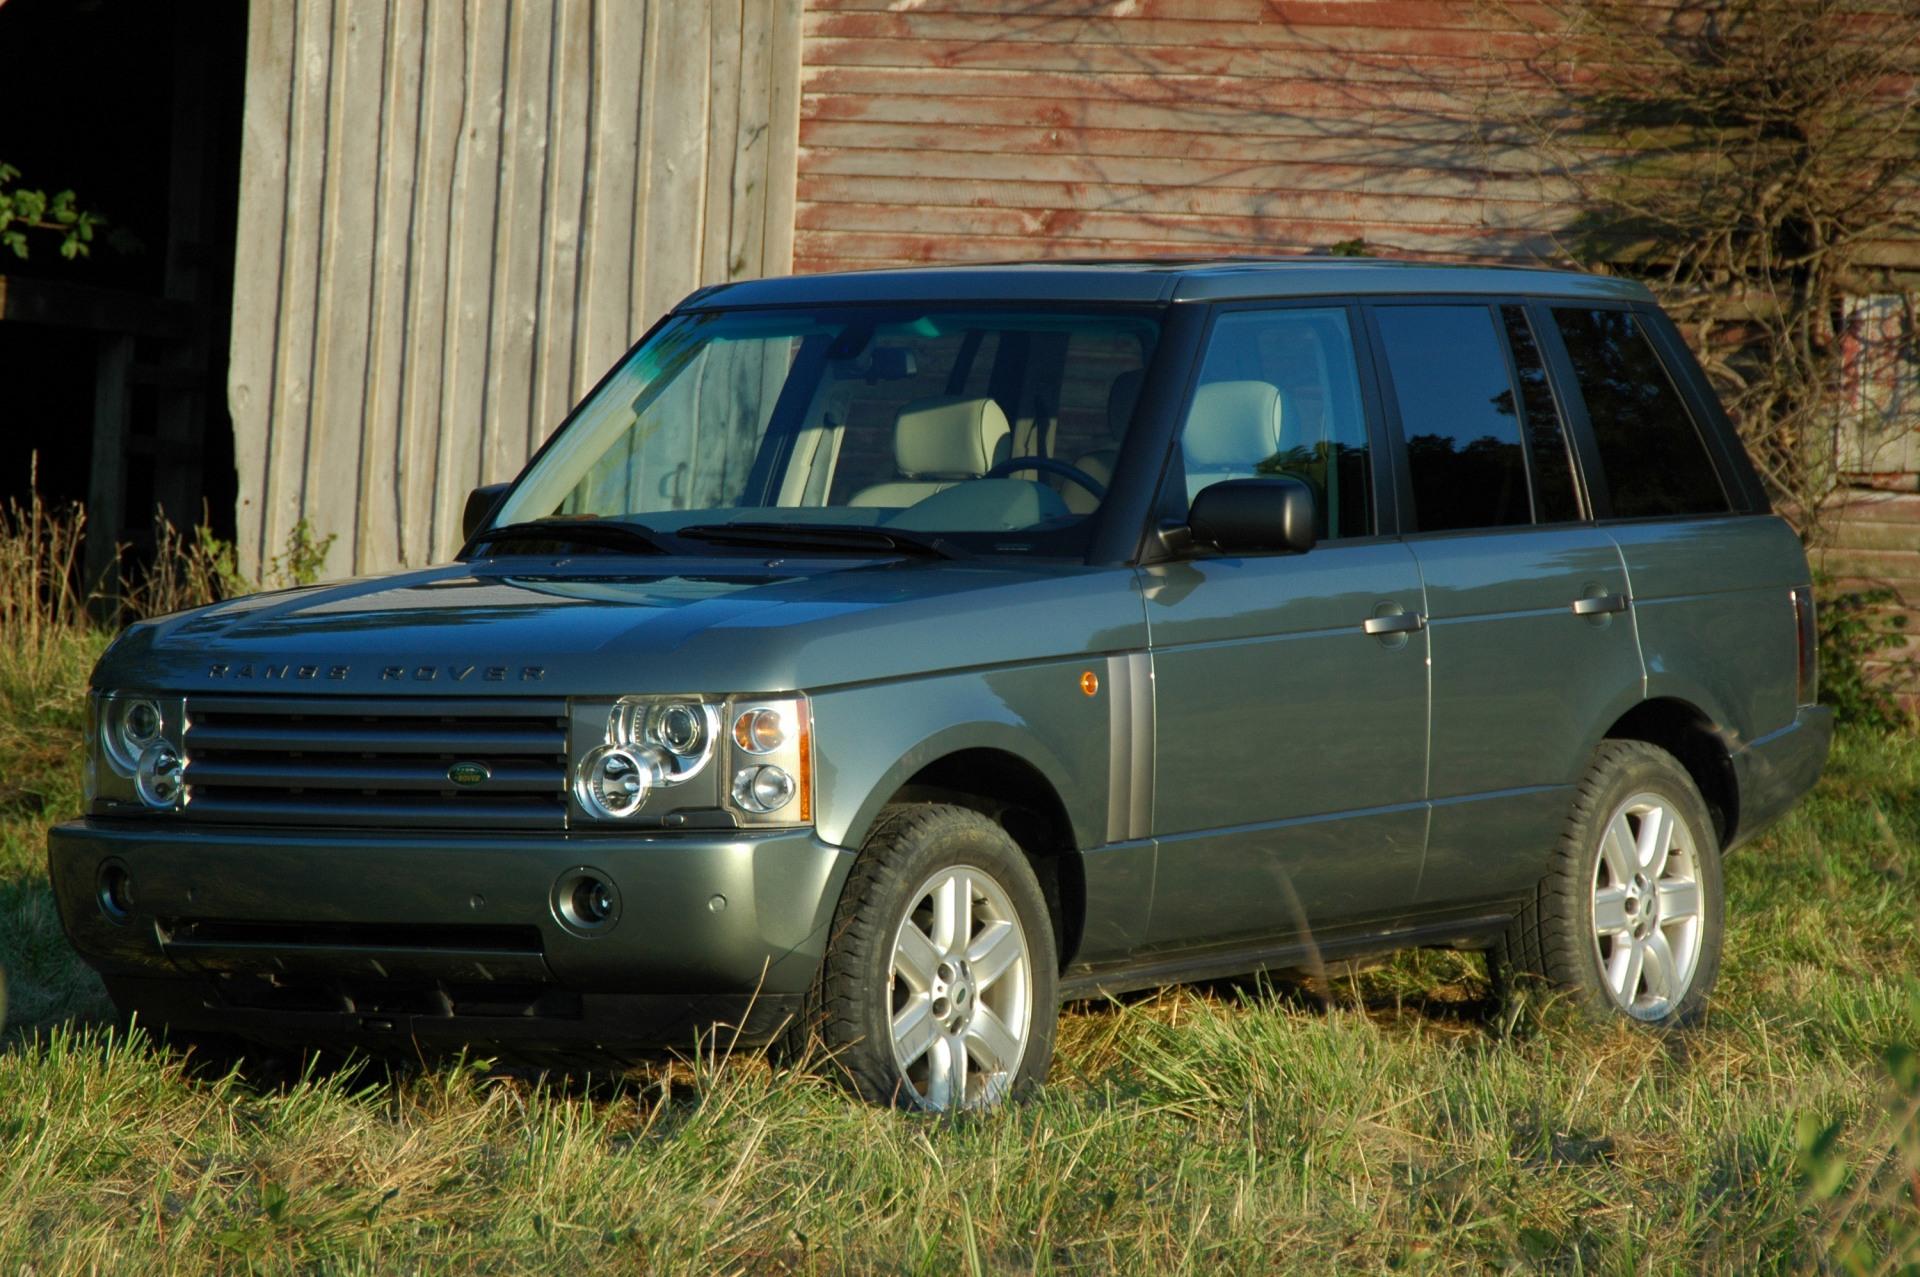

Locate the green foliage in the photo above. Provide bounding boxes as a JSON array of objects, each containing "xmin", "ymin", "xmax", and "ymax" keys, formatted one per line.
[
  {"xmin": 1324, "ymin": 237, "xmax": 1373, "ymax": 257},
  {"xmin": 1795, "ymin": 989, "xmax": 1920, "ymax": 1274},
  {"xmin": 1817, "ymin": 576, "xmax": 1914, "ymax": 730},
  {"xmin": 0, "ymin": 162, "xmax": 107, "ymax": 261},
  {"xmin": 1491, "ymin": 1, "xmax": 1920, "ymax": 543}
]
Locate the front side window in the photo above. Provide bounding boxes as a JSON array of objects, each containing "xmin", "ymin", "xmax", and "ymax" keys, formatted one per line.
[
  {"xmin": 490, "ymin": 307, "xmax": 1160, "ymax": 555},
  {"xmin": 1374, "ymin": 304, "xmax": 1531, "ymax": 533},
  {"xmin": 1173, "ymin": 307, "xmax": 1374, "ymax": 541},
  {"xmin": 1551, "ymin": 307, "xmax": 1728, "ymax": 519}
]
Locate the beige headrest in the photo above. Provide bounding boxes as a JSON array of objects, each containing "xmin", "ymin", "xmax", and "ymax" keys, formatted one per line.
[
  {"xmin": 1183, "ymin": 381, "xmax": 1283, "ymax": 467},
  {"xmin": 894, "ymin": 396, "xmax": 1010, "ymax": 478}
]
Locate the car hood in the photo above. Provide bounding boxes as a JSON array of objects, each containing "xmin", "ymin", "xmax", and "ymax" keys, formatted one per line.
[{"xmin": 99, "ymin": 555, "xmax": 1147, "ymax": 697}]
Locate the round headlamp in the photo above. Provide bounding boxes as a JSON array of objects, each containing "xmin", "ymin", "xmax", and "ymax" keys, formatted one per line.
[
  {"xmin": 102, "ymin": 696, "xmax": 166, "ymax": 777},
  {"xmin": 574, "ymin": 745, "xmax": 659, "ymax": 820},
  {"xmin": 608, "ymin": 698, "xmax": 716, "ymax": 785},
  {"xmin": 134, "ymin": 744, "xmax": 186, "ymax": 809},
  {"xmin": 732, "ymin": 764, "xmax": 796, "ymax": 814}
]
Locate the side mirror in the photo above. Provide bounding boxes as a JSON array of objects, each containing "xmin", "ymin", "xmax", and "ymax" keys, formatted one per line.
[
  {"xmin": 462, "ymin": 482, "xmax": 513, "ymax": 542},
  {"xmin": 1188, "ymin": 477, "xmax": 1318, "ymax": 555}
]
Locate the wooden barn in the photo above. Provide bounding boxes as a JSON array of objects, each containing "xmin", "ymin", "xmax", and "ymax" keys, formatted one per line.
[{"xmin": 2, "ymin": 0, "xmax": 1914, "ymax": 638}]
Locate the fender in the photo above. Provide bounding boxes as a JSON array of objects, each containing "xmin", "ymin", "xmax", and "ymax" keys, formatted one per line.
[{"xmin": 809, "ymin": 660, "xmax": 1115, "ymax": 852}]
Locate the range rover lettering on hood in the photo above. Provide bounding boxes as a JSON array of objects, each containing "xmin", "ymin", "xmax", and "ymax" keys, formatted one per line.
[{"xmin": 206, "ymin": 662, "xmax": 546, "ymax": 683}]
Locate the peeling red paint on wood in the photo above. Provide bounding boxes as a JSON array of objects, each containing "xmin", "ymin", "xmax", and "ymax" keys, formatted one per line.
[{"xmin": 795, "ymin": 2, "xmax": 1918, "ymax": 273}]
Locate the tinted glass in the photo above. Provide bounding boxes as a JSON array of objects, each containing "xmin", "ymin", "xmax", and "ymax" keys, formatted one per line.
[
  {"xmin": 1179, "ymin": 308, "xmax": 1373, "ymax": 540},
  {"xmin": 1502, "ymin": 305, "xmax": 1582, "ymax": 522},
  {"xmin": 1375, "ymin": 305, "xmax": 1530, "ymax": 532},
  {"xmin": 1551, "ymin": 307, "xmax": 1728, "ymax": 518},
  {"xmin": 493, "ymin": 307, "xmax": 1159, "ymax": 554}
]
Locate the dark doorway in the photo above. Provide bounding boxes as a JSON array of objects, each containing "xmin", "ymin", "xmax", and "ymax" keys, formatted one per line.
[{"xmin": 0, "ymin": 0, "xmax": 247, "ymax": 585}]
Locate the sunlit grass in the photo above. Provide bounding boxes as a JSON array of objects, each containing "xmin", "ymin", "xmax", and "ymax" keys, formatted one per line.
[{"xmin": 1, "ymin": 574, "xmax": 1915, "ymax": 1271}]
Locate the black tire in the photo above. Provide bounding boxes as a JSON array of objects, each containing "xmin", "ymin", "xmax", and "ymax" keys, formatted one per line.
[
  {"xmin": 1495, "ymin": 740, "xmax": 1724, "ymax": 1027},
  {"xmin": 802, "ymin": 803, "xmax": 1059, "ymax": 1110}
]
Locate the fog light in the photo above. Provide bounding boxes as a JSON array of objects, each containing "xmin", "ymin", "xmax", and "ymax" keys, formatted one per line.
[
  {"xmin": 97, "ymin": 861, "xmax": 133, "ymax": 923},
  {"xmin": 552, "ymin": 866, "xmax": 621, "ymax": 935},
  {"xmin": 732, "ymin": 764, "xmax": 795, "ymax": 814}
]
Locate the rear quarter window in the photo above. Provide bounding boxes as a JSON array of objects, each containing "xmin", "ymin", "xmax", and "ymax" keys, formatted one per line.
[{"xmin": 1551, "ymin": 307, "xmax": 1729, "ymax": 519}]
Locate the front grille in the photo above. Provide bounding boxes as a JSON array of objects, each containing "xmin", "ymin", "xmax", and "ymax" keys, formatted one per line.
[{"xmin": 182, "ymin": 695, "xmax": 570, "ymax": 829}]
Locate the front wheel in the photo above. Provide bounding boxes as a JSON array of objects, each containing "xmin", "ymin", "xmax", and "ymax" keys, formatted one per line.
[
  {"xmin": 1496, "ymin": 740, "xmax": 1724, "ymax": 1026},
  {"xmin": 804, "ymin": 804, "xmax": 1058, "ymax": 1110}
]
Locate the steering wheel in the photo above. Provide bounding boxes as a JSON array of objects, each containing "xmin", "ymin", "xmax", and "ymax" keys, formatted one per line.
[{"xmin": 981, "ymin": 455, "xmax": 1108, "ymax": 501}]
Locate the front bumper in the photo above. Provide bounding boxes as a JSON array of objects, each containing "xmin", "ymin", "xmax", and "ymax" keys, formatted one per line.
[
  {"xmin": 1727, "ymin": 704, "xmax": 1834, "ymax": 851},
  {"xmin": 48, "ymin": 819, "xmax": 854, "ymax": 1057}
]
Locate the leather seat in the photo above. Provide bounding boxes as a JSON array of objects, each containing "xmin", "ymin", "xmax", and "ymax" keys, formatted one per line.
[
  {"xmin": 849, "ymin": 396, "xmax": 1011, "ymax": 508},
  {"xmin": 1181, "ymin": 380, "xmax": 1286, "ymax": 502}
]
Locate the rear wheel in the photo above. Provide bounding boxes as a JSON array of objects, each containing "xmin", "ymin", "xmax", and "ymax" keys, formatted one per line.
[
  {"xmin": 1496, "ymin": 740, "xmax": 1723, "ymax": 1026},
  {"xmin": 804, "ymin": 804, "xmax": 1058, "ymax": 1110}
]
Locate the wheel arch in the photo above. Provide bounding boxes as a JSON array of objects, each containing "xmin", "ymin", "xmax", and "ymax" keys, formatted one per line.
[
  {"xmin": 1601, "ymin": 697, "xmax": 1741, "ymax": 847},
  {"xmin": 843, "ymin": 738, "xmax": 1086, "ymax": 970}
]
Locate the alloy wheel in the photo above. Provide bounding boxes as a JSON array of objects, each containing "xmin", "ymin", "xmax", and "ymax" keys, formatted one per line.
[
  {"xmin": 887, "ymin": 863, "xmax": 1033, "ymax": 1110},
  {"xmin": 1590, "ymin": 791, "xmax": 1706, "ymax": 1020}
]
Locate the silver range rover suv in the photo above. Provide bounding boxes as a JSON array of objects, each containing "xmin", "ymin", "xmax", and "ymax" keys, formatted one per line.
[{"xmin": 51, "ymin": 259, "xmax": 1831, "ymax": 1110}]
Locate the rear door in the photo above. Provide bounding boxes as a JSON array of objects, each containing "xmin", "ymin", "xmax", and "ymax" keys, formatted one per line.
[
  {"xmin": 1541, "ymin": 302, "xmax": 1793, "ymax": 752},
  {"xmin": 1366, "ymin": 301, "xmax": 1647, "ymax": 915},
  {"xmin": 1144, "ymin": 303, "xmax": 1429, "ymax": 951}
]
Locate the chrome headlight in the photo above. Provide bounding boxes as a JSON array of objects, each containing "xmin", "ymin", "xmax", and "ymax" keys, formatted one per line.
[
  {"xmin": 568, "ymin": 694, "xmax": 811, "ymax": 828},
  {"xmin": 92, "ymin": 692, "xmax": 188, "ymax": 812}
]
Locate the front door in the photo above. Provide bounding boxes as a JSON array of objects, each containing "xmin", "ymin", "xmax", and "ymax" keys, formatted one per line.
[{"xmin": 1145, "ymin": 305, "xmax": 1429, "ymax": 952}]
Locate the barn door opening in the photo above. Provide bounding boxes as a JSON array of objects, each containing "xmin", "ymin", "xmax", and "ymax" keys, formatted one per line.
[{"xmin": 0, "ymin": 0, "xmax": 246, "ymax": 593}]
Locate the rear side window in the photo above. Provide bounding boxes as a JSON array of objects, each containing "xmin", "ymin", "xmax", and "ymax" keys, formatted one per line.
[
  {"xmin": 1374, "ymin": 305, "xmax": 1530, "ymax": 532},
  {"xmin": 1551, "ymin": 308, "xmax": 1728, "ymax": 519},
  {"xmin": 1502, "ymin": 306, "xmax": 1582, "ymax": 523}
]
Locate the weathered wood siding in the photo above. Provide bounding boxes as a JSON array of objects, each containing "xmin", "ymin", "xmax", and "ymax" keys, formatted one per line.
[
  {"xmin": 229, "ymin": 0, "xmax": 802, "ymax": 575},
  {"xmin": 794, "ymin": 0, "xmax": 1919, "ymax": 274}
]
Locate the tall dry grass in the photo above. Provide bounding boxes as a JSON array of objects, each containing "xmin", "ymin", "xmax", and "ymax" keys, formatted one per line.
[{"xmin": 0, "ymin": 483, "xmax": 106, "ymax": 729}]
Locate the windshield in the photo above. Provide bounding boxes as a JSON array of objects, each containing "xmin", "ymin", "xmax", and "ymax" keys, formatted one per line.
[{"xmin": 488, "ymin": 305, "xmax": 1162, "ymax": 556}]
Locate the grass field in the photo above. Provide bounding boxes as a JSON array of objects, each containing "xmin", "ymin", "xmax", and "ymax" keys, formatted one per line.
[{"xmin": 2, "ymin": 624, "xmax": 1916, "ymax": 1274}]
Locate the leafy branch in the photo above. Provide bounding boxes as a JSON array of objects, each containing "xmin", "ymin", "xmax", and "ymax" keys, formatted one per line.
[{"xmin": 0, "ymin": 162, "xmax": 108, "ymax": 261}]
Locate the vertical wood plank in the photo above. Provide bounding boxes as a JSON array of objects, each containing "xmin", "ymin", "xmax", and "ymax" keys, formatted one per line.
[
  {"xmin": 358, "ymin": 0, "xmax": 426, "ymax": 569},
  {"xmin": 432, "ymin": 0, "xmax": 511, "ymax": 554},
  {"xmin": 626, "ymin": 0, "xmax": 661, "ymax": 342},
  {"xmin": 531, "ymin": 0, "xmax": 593, "ymax": 453},
  {"xmin": 261, "ymin": 0, "xmax": 336, "ymax": 571},
  {"xmin": 761, "ymin": 0, "xmax": 802, "ymax": 277},
  {"xmin": 702, "ymin": 0, "xmax": 744, "ymax": 285},
  {"xmin": 637, "ymin": 1, "xmax": 710, "ymax": 325},
  {"xmin": 578, "ymin": 0, "xmax": 645, "ymax": 393},
  {"xmin": 228, "ymin": 0, "xmax": 297, "ymax": 575},
  {"xmin": 397, "ymin": 0, "xmax": 463, "ymax": 566},
  {"xmin": 484, "ymin": 0, "xmax": 554, "ymax": 486},
  {"xmin": 306, "ymin": 0, "xmax": 387, "ymax": 573},
  {"xmin": 728, "ymin": 0, "xmax": 773, "ymax": 281}
]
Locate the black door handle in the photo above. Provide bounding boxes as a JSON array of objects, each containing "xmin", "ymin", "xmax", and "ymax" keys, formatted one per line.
[
  {"xmin": 1362, "ymin": 611, "xmax": 1426, "ymax": 636},
  {"xmin": 1571, "ymin": 593, "xmax": 1629, "ymax": 616}
]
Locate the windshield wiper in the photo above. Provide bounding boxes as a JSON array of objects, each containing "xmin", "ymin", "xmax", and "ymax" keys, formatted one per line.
[
  {"xmin": 677, "ymin": 522, "xmax": 964, "ymax": 560},
  {"xmin": 468, "ymin": 519, "xmax": 670, "ymax": 556}
]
